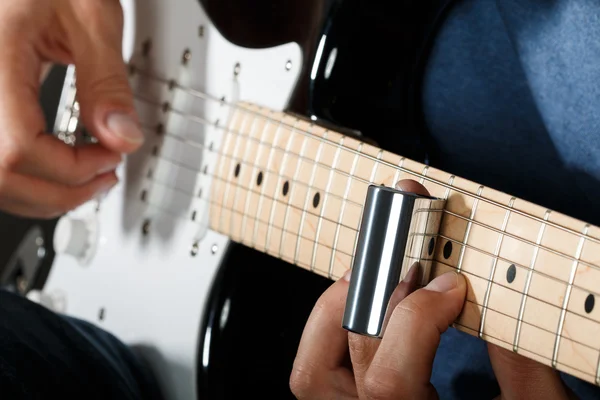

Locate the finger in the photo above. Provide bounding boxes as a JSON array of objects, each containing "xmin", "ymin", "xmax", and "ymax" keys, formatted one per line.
[
  {"xmin": 488, "ymin": 344, "xmax": 571, "ymax": 400},
  {"xmin": 0, "ymin": 9, "xmax": 122, "ymax": 188},
  {"xmin": 62, "ymin": 0, "xmax": 145, "ymax": 153},
  {"xmin": 361, "ymin": 272, "xmax": 467, "ymax": 399},
  {"xmin": 0, "ymin": 170, "xmax": 117, "ymax": 219},
  {"xmin": 395, "ymin": 179, "xmax": 430, "ymax": 196},
  {"xmin": 16, "ymin": 135, "xmax": 121, "ymax": 186},
  {"xmin": 348, "ymin": 264, "xmax": 420, "ymax": 397},
  {"xmin": 290, "ymin": 271, "xmax": 358, "ymax": 399}
]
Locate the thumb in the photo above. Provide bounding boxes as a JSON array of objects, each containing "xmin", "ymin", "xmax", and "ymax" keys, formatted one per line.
[
  {"xmin": 360, "ymin": 272, "xmax": 467, "ymax": 399},
  {"xmin": 63, "ymin": 1, "xmax": 144, "ymax": 153}
]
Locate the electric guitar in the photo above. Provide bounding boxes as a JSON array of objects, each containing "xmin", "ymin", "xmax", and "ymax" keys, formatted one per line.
[{"xmin": 33, "ymin": 0, "xmax": 600, "ymax": 399}]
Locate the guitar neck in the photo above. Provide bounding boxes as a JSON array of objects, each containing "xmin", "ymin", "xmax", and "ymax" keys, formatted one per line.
[{"xmin": 208, "ymin": 101, "xmax": 600, "ymax": 386}]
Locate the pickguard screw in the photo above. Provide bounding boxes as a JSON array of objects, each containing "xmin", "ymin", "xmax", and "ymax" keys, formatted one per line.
[
  {"xmin": 191, "ymin": 241, "xmax": 199, "ymax": 256},
  {"xmin": 211, "ymin": 244, "xmax": 218, "ymax": 254},
  {"xmin": 233, "ymin": 63, "xmax": 241, "ymax": 77},
  {"xmin": 142, "ymin": 39, "xmax": 152, "ymax": 57},
  {"xmin": 199, "ymin": 25, "xmax": 205, "ymax": 37},
  {"xmin": 285, "ymin": 60, "xmax": 292, "ymax": 71},
  {"xmin": 182, "ymin": 49, "xmax": 191, "ymax": 65},
  {"xmin": 142, "ymin": 219, "xmax": 151, "ymax": 235}
]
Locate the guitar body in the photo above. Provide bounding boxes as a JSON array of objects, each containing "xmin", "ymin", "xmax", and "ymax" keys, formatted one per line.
[{"xmin": 43, "ymin": 1, "xmax": 305, "ymax": 399}]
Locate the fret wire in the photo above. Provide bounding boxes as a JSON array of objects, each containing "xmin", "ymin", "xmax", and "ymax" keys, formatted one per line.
[
  {"xmin": 597, "ymin": 339, "xmax": 600, "ymax": 385},
  {"xmin": 553, "ymin": 224, "xmax": 590, "ymax": 368},
  {"xmin": 432, "ymin": 230, "xmax": 600, "ymax": 305},
  {"xmin": 294, "ymin": 131, "xmax": 326, "ymax": 264},
  {"xmin": 218, "ymin": 109, "xmax": 249, "ymax": 236},
  {"xmin": 328, "ymin": 144, "xmax": 363, "ymax": 278},
  {"xmin": 240, "ymin": 113, "xmax": 271, "ymax": 244},
  {"xmin": 228, "ymin": 112, "xmax": 258, "ymax": 239},
  {"xmin": 310, "ymin": 136, "xmax": 344, "ymax": 273},
  {"xmin": 444, "ymin": 175, "xmax": 456, "ymax": 199},
  {"xmin": 148, "ymin": 112, "xmax": 600, "ymax": 282},
  {"xmin": 442, "ymin": 209, "xmax": 600, "ymax": 281},
  {"xmin": 265, "ymin": 119, "xmax": 299, "ymax": 254},
  {"xmin": 419, "ymin": 165, "xmax": 429, "ymax": 185},
  {"xmin": 370, "ymin": 151, "xmax": 384, "ymax": 183},
  {"xmin": 431, "ymin": 257, "xmax": 600, "ymax": 354},
  {"xmin": 213, "ymin": 108, "xmax": 245, "ymax": 232},
  {"xmin": 514, "ymin": 210, "xmax": 551, "ymax": 352},
  {"xmin": 133, "ymin": 77, "xmax": 600, "ymax": 248},
  {"xmin": 353, "ymin": 150, "xmax": 385, "ymax": 266},
  {"xmin": 144, "ymin": 170, "xmax": 600, "ymax": 344},
  {"xmin": 278, "ymin": 127, "xmax": 311, "ymax": 259},
  {"xmin": 148, "ymin": 125, "xmax": 367, "ymax": 212},
  {"xmin": 149, "ymin": 116, "xmax": 600, "ymax": 283},
  {"xmin": 251, "ymin": 114, "xmax": 283, "ymax": 247},
  {"xmin": 479, "ymin": 196, "xmax": 516, "ymax": 339},
  {"xmin": 142, "ymin": 179, "xmax": 358, "ymax": 260},
  {"xmin": 146, "ymin": 176, "xmax": 600, "ymax": 378},
  {"xmin": 456, "ymin": 185, "xmax": 484, "ymax": 273},
  {"xmin": 154, "ymin": 151, "xmax": 361, "ymax": 233},
  {"xmin": 391, "ymin": 157, "xmax": 405, "ymax": 186},
  {"xmin": 137, "ymin": 99, "xmax": 600, "ymax": 286},
  {"xmin": 452, "ymin": 320, "xmax": 597, "ymax": 382},
  {"xmin": 212, "ymin": 109, "xmax": 240, "ymax": 231}
]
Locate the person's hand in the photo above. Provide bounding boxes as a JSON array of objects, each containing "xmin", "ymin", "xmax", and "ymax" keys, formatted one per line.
[
  {"xmin": 290, "ymin": 181, "xmax": 572, "ymax": 399},
  {"xmin": 0, "ymin": 0, "xmax": 143, "ymax": 218}
]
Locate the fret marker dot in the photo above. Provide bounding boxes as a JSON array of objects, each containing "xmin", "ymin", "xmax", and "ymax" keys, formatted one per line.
[
  {"xmin": 283, "ymin": 181, "xmax": 289, "ymax": 196},
  {"xmin": 257, "ymin": 172, "xmax": 263, "ymax": 186},
  {"xmin": 585, "ymin": 294, "xmax": 595, "ymax": 314},
  {"xmin": 428, "ymin": 238, "xmax": 435, "ymax": 256},
  {"xmin": 507, "ymin": 264, "xmax": 516, "ymax": 284},
  {"xmin": 313, "ymin": 192, "xmax": 321, "ymax": 208},
  {"xmin": 234, "ymin": 163, "xmax": 241, "ymax": 177},
  {"xmin": 443, "ymin": 241, "xmax": 452, "ymax": 259}
]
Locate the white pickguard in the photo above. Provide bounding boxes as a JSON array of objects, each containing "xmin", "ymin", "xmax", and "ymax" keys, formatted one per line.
[{"xmin": 42, "ymin": 1, "xmax": 302, "ymax": 399}]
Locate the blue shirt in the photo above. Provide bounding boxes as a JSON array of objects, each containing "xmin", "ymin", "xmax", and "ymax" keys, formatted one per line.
[{"xmin": 424, "ymin": 1, "xmax": 600, "ymax": 398}]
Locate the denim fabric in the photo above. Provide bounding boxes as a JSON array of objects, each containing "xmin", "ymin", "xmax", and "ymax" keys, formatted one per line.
[
  {"xmin": 0, "ymin": 290, "xmax": 163, "ymax": 400},
  {"xmin": 423, "ymin": 0, "xmax": 600, "ymax": 398}
]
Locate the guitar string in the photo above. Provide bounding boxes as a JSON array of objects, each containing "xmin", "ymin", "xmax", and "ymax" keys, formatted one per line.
[
  {"xmin": 151, "ymin": 161, "xmax": 600, "ymax": 368},
  {"xmin": 141, "ymin": 167, "xmax": 600, "ymax": 358},
  {"xmin": 135, "ymin": 138, "xmax": 600, "ymax": 362},
  {"xmin": 131, "ymin": 67, "xmax": 600, "ymax": 382},
  {"xmin": 429, "ymin": 260, "xmax": 600, "ymax": 371},
  {"xmin": 451, "ymin": 320, "xmax": 595, "ymax": 382},
  {"xmin": 129, "ymin": 65, "xmax": 600, "ymax": 248},
  {"xmin": 128, "ymin": 94, "xmax": 600, "ymax": 290},
  {"xmin": 142, "ymin": 150, "xmax": 600, "ymax": 342}
]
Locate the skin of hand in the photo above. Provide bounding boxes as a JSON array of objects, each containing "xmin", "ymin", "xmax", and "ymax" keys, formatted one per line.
[
  {"xmin": 0, "ymin": 0, "xmax": 143, "ymax": 218},
  {"xmin": 290, "ymin": 180, "xmax": 573, "ymax": 399}
]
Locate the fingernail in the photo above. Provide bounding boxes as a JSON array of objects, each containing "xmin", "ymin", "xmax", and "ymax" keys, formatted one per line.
[
  {"xmin": 425, "ymin": 272, "xmax": 459, "ymax": 293},
  {"xmin": 106, "ymin": 112, "xmax": 145, "ymax": 144},
  {"xmin": 342, "ymin": 269, "xmax": 353, "ymax": 282},
  {"xmin": 403, "ymin": 264, "xmax": 419, "ymax": 285},
  {"xmin": 97, "ymin": 162, "xmax": 121, "ymax": 175}
]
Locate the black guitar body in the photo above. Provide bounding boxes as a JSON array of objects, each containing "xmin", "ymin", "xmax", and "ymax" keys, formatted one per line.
[{"xmin": 197, "ymin": 0, "xmax": 453, "ymax": 398}]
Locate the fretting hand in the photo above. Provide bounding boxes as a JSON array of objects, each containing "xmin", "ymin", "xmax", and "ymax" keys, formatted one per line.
[
  {"xmin": 290, "ymin": 180, "xmax": 572, "ymax": 399},
  {"xmin": 0, "ymin": 0, "xmax": 142, "ymax": 218}
]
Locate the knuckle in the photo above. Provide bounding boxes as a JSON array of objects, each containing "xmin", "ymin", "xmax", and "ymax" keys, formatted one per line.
[
  {"xmin": 85, "ymin": 71, "xmax": 133, "ymax": 100},
  {"xmin": 363, "ymin": 372, "xmax": 399, "ymax": 400},
  {"xmin": 0, "ymin": 140, "xmax": 25, "ymax": 170},
  {"xmin": 289, "ymin": 365, "xmax": 318, "ymax": 399},
  {"xmin": 390, "ymin": 294, "xmax": 443, "ymax": 340}
]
